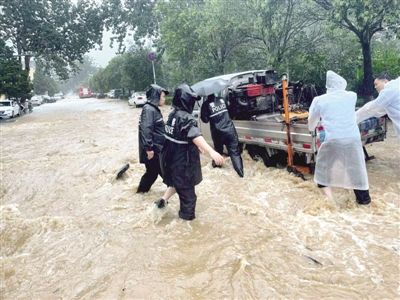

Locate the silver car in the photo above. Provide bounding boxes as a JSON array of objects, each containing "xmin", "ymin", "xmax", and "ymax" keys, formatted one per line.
[{"xmin": 31, "ymin": 95, "xmax": 44, "ymax": 106}]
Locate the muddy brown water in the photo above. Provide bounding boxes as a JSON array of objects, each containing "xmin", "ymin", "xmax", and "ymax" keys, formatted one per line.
[{"xmin": 1, "ymin": 98, "xmax": 399, "ymax": 299}]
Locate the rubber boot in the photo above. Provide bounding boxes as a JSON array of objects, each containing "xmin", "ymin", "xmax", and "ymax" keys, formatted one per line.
[
  {"xmin": 354, "ymin": 190, "xmax": 371, "ymax": 205},
  {"xmin": 231, "ymin": 154, "xmax": 244, "ymax": 177}
]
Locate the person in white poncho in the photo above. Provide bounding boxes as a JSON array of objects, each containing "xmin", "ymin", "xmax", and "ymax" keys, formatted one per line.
[
  {"xmin": 308, "ymin": 71, "xmax": 371, "ymax": 205},
  {"xmin": 356, "ymin": 73, "xmax": 400, "ymax": 137}
]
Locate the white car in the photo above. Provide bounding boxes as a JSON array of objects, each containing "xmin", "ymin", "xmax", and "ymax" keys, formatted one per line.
[
  {"xmin": 54, "ymin": 92, "xmax": 64, "ymax": 99},
  {"xmin": 31, "ymin": 95, "xmax": 44, "ymax": 106},
  {"xmin": 0, "ymin": 100, "xmax": 21, "ymax": 119},
  {"xmin": 128, "ymin": 92, "xmax": 147, "ymax": 107}
]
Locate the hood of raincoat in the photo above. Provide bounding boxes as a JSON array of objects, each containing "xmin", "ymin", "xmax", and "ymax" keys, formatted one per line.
[
  {"xmin": 326, "ymin": 70, "xmax": 347, "ymax": 93},
  {"xmin": 172, "ymin": 83, "xmax": 201, "ymax": 113},
  {"xmin": 146, "ymin": 84, "xmax": 169, "ymax": 105}
]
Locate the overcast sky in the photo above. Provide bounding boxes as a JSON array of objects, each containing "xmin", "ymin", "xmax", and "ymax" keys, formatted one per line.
[{"xmin": 87, "ymin": 30, "xmax": 119, "ymax": 68}]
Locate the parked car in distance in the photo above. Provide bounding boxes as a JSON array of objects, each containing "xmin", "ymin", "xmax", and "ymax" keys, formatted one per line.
[
  {"xmin": 128, "ymin": 92, "xmax": 147, "ymax": 107},
  {"xmin": 96, "ymin": 91, "xmax": 106, "ymax": 99},
  {"xmin": 31, "ymin": 95, "xmax": 44, "ymax": 106},
  {"xmin": 108, "ymin": 89, "xmax": 122, "ymax": 99},
  {"xmin": 43, "ymin": 95, "xmax": 56, "ymax": 103},
  {"xmin": 0, "ymin": 99, "xmax": 21, "ymax": 119},
  {"xmin": 54, "ymin": 92, "xmax": 64, "ymax": 99},
  {"xmin": 53, "ymin": 93, "xmax": 63, "ymax": 101}
]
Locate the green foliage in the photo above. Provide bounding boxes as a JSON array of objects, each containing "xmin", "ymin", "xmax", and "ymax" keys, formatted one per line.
[
  {"xmin": 372, "ymin": 40, "xmax": 400, "ymax": 78},
  {"xmin": 33, "ymin": 62, "xmax": 59, "ymax": 96},
  {"xmin": 289, "ymin": 27, "xmax": 362, "ymax": 91},
  {"xmin": 156, "ymin": 0, "xmax": 205, "ymax": 84},
  {"xmin": 89, "ymin": 48, "xmax": 161, "ymax": 93},
  {"xmin": 156, "ymin": 0, "xmax": 331, "ymax": 87},
  {"xmin": 0, "ymin": 0, "xmax": 104, "ymax": 79},
  {"xmin": 58, "ymin": 56, "xmax": 98, "ymax": 94},
  {"xmin": 89, "ymin": 68, "xmax": 107, "ymax": 93},
  {"xmin": 102, "ymin": 0, "xmax": 158, "ymax": 51},
  {"xmin": 314, "ymin": 0, "xmax": 400, "ymax": 96},
  {"xmin": 0, "ymin": 41, "xmax": 32, "ymax": 99},
  {"xmin": 245, "ymin": 0, "xmax": 321, "ymax": 68},
  {"xmin": 93, "ymin": 0, "xmax": 400, "ymax": 97}
]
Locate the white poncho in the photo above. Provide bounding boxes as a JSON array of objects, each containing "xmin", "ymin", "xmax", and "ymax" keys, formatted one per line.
[
  {"xmin": 308, "ymin": 71, "xmax": 369, "ymax": 190},
  {"xmin": 356, "ymin": 77, "xmax": 400, "ymax": 137}
]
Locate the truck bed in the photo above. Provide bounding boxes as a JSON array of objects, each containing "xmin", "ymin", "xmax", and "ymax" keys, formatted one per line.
[{"xmin": 194, "ymin": 108, "xmax": 387, "ymax": 165}]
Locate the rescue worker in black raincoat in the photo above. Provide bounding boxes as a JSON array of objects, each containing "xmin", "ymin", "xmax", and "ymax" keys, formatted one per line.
[
  {"xmin": 200, "ymin": 94, "xmax": 244, "ymax": 177},
  {"xmin": 137, "ymin": 84, "xmax": 169, "ymax": 193},
  {"xmin": 158, "ymin": 84, "xmax": 224, "ymax": 220}
]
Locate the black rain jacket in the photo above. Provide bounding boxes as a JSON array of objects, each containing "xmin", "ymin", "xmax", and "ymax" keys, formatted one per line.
[
  {"xmin": 201, "ymin": 95, "xmax": 238, "ymax": 141},
  {"xmin": 161, "ymin": 84, "xmax": 203, "ymax": 188},
  {"xmin": 138, "ymin": 84, "xmax": 168, "ymax": 164}
]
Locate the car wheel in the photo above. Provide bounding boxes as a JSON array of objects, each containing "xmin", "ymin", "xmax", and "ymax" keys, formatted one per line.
[
  {"xmin": 247, "ymin": 145, "xmax": 276, "ymax": 167},
  {"xmin": 11, "ymin": 112, "xmax": 14, "ymax": 118}
]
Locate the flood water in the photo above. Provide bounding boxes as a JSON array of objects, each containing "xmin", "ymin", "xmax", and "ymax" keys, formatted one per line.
[{"xmin": 1, "ymin": 97, "xmax": 399, "ymax": 299}]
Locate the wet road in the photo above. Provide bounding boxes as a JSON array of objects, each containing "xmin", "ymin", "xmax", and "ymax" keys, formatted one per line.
[{"xmin": 1, "ymin": 97, "xmax": 399, "ymax": 299}]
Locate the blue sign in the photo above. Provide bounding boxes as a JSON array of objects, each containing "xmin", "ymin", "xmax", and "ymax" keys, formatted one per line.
[{"xmin": 148, "ymin": 52, "xmax": 157, "ymax": 61}]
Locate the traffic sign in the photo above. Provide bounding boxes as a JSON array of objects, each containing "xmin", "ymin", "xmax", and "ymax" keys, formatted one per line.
[{"xmin": 148, "ymin": 52, "xmax": 157, "ymax": 61}]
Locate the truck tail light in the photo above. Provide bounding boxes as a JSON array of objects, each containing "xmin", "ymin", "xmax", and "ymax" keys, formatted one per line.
[{"xmin": 264, "ymin": 137, "xmax": 272, "ymax": 143}]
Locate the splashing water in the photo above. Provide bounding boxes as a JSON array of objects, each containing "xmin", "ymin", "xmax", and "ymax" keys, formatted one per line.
[{"xmin": 1, "ymin": 98, "xmax": 399, "ymax": 299}]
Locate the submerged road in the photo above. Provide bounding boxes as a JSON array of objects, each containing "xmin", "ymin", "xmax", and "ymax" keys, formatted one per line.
[{"xmin": 1, "ymin": 97, "xmax": 399, "ymax": 299}]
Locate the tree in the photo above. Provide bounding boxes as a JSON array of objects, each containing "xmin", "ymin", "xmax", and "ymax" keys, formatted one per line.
[
  {"xmin": 58, "ymin": 56, "xmax": 98, "ymax": 94},
  {"xmin": 32, "ymin": 62, "xmax": 59, "ymax": 96},
  {"xmin": 121, "ymin": 48, "xmax": 162, "ymax": 91},
  {"xmin": 157, "ymin": 0, "xmax": 328, "ymax": 85},
  {"xmin": 288, "ymin": 26, "xmax": 363, "ymax": 91},
  {"xmin": 89, "ymin": 68, "xmax": 107, "ymax": 93},
  {"xmin": 102, "ymin": 0, "xmax": 159, "ymax": 51},
  {"xmin": 0, "ymin": 40, "xmax": 32, "ymax": 99},
  {"xmin": 157, "ymin": 0, "xmax": 253, "ymax": 85},
  {"xmin": 314, "ymin": 0, "xmax": 400, "ymax": 97},
  {"xmin": 195, "ymin": 0, "xmax": 251, "ymax": 74},
  {"xmin": 156, "ymin": 0, "xmax": 204, "ymax": 84},
  {"xmin": 89, "ymin": 48, "xmax": 161, "ymax": 92},
  {"xmin": 0, "ymin": 0, "xmax": 103, "ymax": 79},
  {"xmin": 243, "ymin": 0, "xmax": 323, "ymax": 69},
  {"xmin": 372, "ymin": 39, "xmax": 400, "ymax": 80}
]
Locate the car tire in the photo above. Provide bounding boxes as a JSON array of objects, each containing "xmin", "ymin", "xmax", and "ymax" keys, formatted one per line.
[
  {"xmin": 246, "ymin": 145, "xmax": 276, "ymax": 167},
  {"xmin": 11, "ymin": 112, "xmax": 14, "ymax": 118}
]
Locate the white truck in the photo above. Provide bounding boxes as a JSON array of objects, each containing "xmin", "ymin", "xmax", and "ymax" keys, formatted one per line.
[{"xmin": 192, "ymin": 70, "xmax": 387, "ymax": 172}]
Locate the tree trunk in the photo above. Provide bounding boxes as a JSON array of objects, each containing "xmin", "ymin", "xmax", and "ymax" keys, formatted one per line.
[
  {"xmin": 24, "ymin": 55, "xmax": 31, "ymax": 74},
  {"xmin": 360, "ymin": 40, "xmax": 374, "ymax": 99}
]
